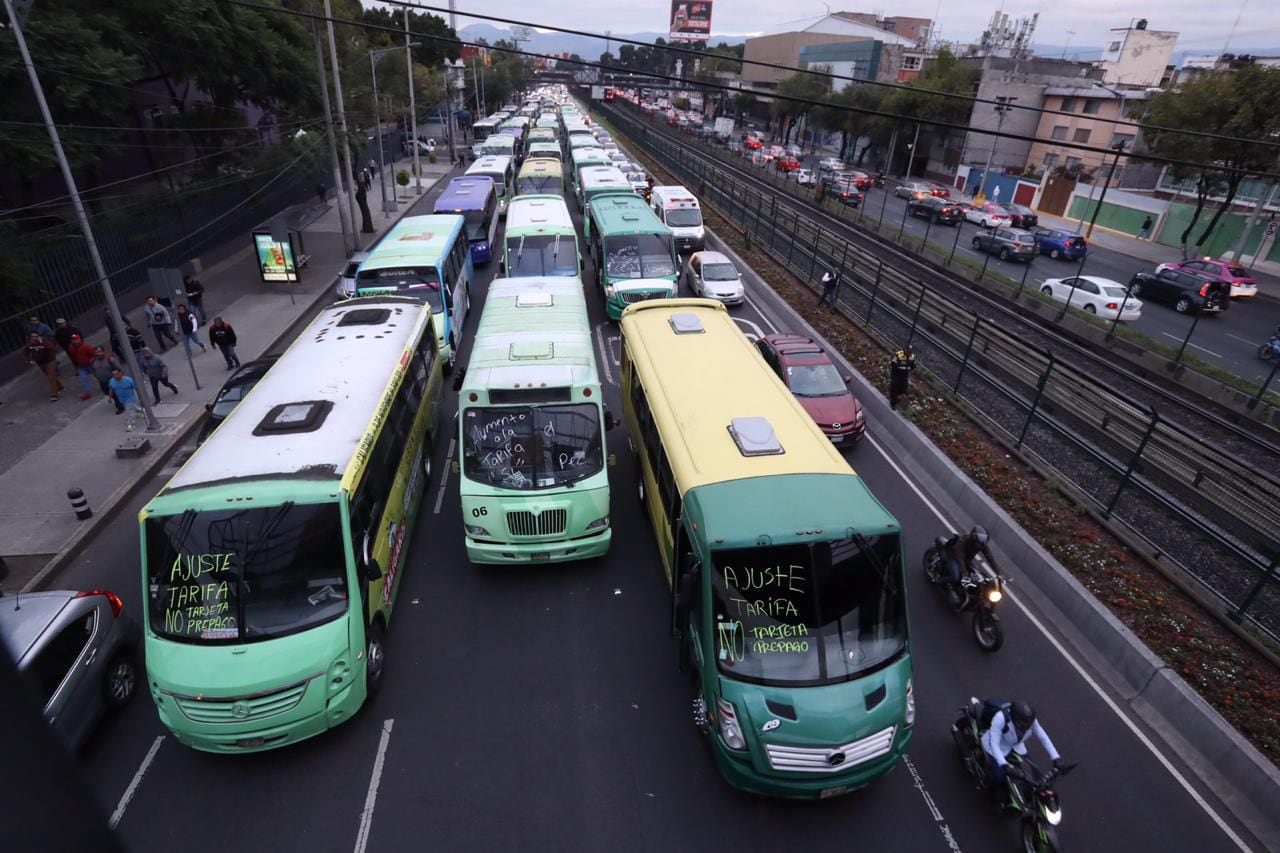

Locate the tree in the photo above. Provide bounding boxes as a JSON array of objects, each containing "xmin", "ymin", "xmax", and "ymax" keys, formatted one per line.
[
  {"xmin": 771, "ymin": 72, "xmax": 828, "ymax": 145},
  {"xmin": 1136, "ymin": 65, "xmax": 1280, "ymax": 255}
]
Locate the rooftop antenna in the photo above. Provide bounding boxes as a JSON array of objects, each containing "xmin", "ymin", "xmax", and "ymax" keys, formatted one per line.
[
  {"xmin": 1223, "ymin": 0, "xmax": 1248, "ymax": 54},
  {"xmin": 1061, "ymin": 30, "xmax": 1075, "ymax": 60}
]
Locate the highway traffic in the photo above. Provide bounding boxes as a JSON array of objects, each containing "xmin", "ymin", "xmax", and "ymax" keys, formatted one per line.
[{"xmin": 46, "ymin": 122, "xmax": 1262, "ymax": 852}]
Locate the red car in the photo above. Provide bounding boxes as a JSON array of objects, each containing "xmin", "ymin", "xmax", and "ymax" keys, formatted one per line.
[
  {"xmin": 775, "ymin": 155, "xmax": 801, "ymax": 172},
  {"xmin": 755, "ymin": 334, "xmax": 866, "ymax": 445},
  {"xmin": 847, "ymin": 171, "xmax": 874, "ymax": 190},
  {"xmin": 929, "ymin": 184, "xmax": 952, "ymax": 198},
  {"xmin": 743, "ymin": 136, "xmax": 763, "ymax": 151}
]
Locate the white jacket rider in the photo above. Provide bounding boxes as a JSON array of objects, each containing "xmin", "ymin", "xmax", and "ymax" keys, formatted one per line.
[{"xmin": 983, "ymin": 704, "xmax": 1060, "ymax": 769}]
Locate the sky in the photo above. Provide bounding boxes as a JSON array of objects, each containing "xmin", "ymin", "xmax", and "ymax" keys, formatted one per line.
[{"xmin": 422, "ymin": 0, "xmax": 1278, "ymax": 53}]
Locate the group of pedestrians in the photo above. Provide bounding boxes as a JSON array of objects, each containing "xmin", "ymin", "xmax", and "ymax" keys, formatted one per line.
[{"xmin": 21, "ymin": 276, "xmax": 241, "ymax": 429}]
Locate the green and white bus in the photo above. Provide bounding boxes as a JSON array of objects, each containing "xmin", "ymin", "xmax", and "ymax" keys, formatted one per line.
[
  {"xmin": 577, "ymin": 164, "xmax": 634, "ymax": 226},
  {"xmin": 140, "ymin": 297, "xmax": 444, "ymax": 752},
  {"xmin": 516, "ymin": 158, "xmax": 565, "ymax": 197},
  {"xmin": 502, "ymin": 194, "xmax": 580, "ymax": 278},
  {"xmin": 525, "ymin": 141, "xmax": 563, "ymax": 164},
  {"xmin": 458, "ymin": 276, "xmax": 613, "ymax": 563},
  {"xmin": 569, "ymin": 147, "xmax": 612, "ymax": 197},
  {"xmin": 588, "ymin": 193, "xmax": 679, "ymax": 320},
  {"xmin": 620, "ymin": 298, "xmax": 913, "ymax": 797},
  {"xmin": 526, "ymin": 126, "xmax": 558, "ymax": 146},
  {"xmin": 466, "ymin": 154, "xmax": 515, "ymax": 216}
]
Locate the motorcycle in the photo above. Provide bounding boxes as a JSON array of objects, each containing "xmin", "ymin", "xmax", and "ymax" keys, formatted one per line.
[
  {"xmin": 873, "ymin": 172, "xmax": 886, "ymax": 188},
  {"xmin": 924, "ymin": 536, "xmax": 1006, "ymax": 651},
  {"xmin": 951, "ymin": 699, "xmax": 1077, "ymax": 853},
  {"xmin": 1258, "ymin": 328, "xmax": 1280, "ymax": 361}
]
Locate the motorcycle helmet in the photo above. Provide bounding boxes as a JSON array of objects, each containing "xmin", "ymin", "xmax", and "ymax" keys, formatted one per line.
[
  {"xmin": 1011, "ymin": 701, "xmax": 1036, "ymax": 732},
  {"xmin": 970, "ymin": 526, "xmax": 990, "ymax": 546}
]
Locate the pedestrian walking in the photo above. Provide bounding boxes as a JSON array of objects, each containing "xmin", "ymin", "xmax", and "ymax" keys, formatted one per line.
[
  {"xmin": 1137, "ymin": 215, "xmax": 1154, "ymax": 240},
  {"xmin": 103, "ymin": 309, "xmax": 126, "ymax": 361},
  {"xmin": 140, "ymin": 347, "xmax": 180, "ymax": 400},
  {"xmin": 89, "ymin": 345, "xmax": 125, "ymax": 413},
  {"xmin": 67, "ymin": 333, "xmax": 98, "ymax": 400},
  {"xmin": 143, "ymin": 296, "xmax": 178, "ymax": 351},
  {"xmin": 315, "ymin": 181, "xmax": 327, "ymax": 206},
  {"xmin": 53, "ymin": 317, "xmax": 81, "ymax": 361},
  {"xmin": 183, "ymin": 274, "xmax": 206, "ymax": 323},
  {"xmin": 818, "ymin": 267, "xmax": 841, "ymax": 311},
  {"xmin": 175, "ymin": 304, "xmax": 207, "ymax": 357},
  {"xmin": 107, "ymin": 367, "xmax": 143, "ymax": 430},
  {"xmin": 888, "ymin": 347, "xmax": 916, "ymax": 410},
  {"xmin": 21, "ymin": 314, "xmax": 53, "ymax": 341},
  {"xmin": 25, "ymin": 332, "xmax": 64, "ymax": 401},
  {"xmin": 369, "ymin": 158, "xmax": 378, "ymax": 176},
  {"xmin": 208, "ymin": 317, "xmax": 241, "ymax": 369},
  {"xmin": 124, "ymin": 319, "xmax": 148, "ymax": 374}
]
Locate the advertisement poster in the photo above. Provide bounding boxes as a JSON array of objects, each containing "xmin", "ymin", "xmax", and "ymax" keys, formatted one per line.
[
  {"xmin": 669, "ymin": 0, "xmax": 712, "ymax": 42},
  {"xmin": 253, "ymin": 231, "xmax": 299, "ymax": 283}
]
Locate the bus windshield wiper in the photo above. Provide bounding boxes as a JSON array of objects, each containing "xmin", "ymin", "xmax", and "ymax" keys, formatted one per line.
[{"xmin": 516, "ymin": 234, "xmax": 526, "ymax": 263}]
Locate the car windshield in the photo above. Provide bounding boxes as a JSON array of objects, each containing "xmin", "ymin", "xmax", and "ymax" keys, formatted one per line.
[
  {"xmin": 604, "ymin": 235, "xmax": 676, "ymax": 279},
  {"xmin": 664, "ymin": 208, "xmax": 702, "ymax": 228},
  {"xmin": 462, "ymin": 404, "xmax": 604, "ymax": 490},
  {"xmin": 356, "ymin": 266, "xmax": 445, "ymax": 314},
  {"xmin": 210, "ymin": 376, "xmax": 262, "ymax": 418},
  {"xmin": 505, "ymin": 234, "xmax": 579, "ymax": 277},
  {"xmin": 710, "ymin": 535, "xmax": 907, "ymax": 685},
  {"xmin": 702, "ymin": 263, "xmax": 738, "ymax": 282},
  {"xmin": 786, "ymin": 362, "xmax": 847, "ymax": 397},
  {"xmin": 517, "ymin": 176, "xmax": 560, "ymax": 194},
  {"xmin": 145, "ymin": 503, "xmax": 349, "ymax": 644}
]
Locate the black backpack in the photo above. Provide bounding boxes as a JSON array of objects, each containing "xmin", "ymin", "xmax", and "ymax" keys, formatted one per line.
[{"xmin": 979, "ymin": 698, "xmax": 1012, "ymax": 730}]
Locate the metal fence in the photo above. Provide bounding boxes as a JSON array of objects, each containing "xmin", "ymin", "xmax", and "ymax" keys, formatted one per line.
[
  {"xmin": 603, "ymin": 107, "xmax": 1280, "ymax": 642},
  {"xmin": 1, "ymin": 169, "xmax": 321, "ymax": 356}
]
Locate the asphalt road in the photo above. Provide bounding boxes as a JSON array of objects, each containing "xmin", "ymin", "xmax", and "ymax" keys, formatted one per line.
[{"xmin": 36, "ymin": 151, "xmax": 1264, "ymax": 852}]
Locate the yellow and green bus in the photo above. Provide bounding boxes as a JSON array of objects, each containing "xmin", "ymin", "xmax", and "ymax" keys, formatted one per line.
[
  {"xmin": 140, "ymin": 297, "xmax": 444, "ymax": 752},
  {"xmin": 458, "ymin": 276, "xmax": 613, "ymax": 563},
  {"xmin": 502, "ymin": 194, "xmax": 580, "ymax": 277},
  {"xmin": 526, "ymin": 126, "xmax": 558, "ymax": 146},
  {"xmin": 525, "ymin": 141, "xmax": 563, "ymax": 164},
  {"xmin": 588, "ymin": 193, "xmax": 678, "ymax": 319},
  {"xmin": 620, "ymin": 298, "xmax": 913, "ymax": 798},
  {"xmin": 515, "ymin": 158, "xmax": 565, "ymax": 197}
]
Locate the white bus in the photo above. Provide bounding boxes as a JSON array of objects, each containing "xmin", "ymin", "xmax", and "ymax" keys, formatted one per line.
[{"xmin": 466, "ymin": 154, "xmax": 515, "ymax": 217}]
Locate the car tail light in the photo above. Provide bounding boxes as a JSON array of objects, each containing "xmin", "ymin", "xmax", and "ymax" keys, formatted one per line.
[
  {"xmin": 77, "ymin": 589, "xmax": 123, "ymax": 617},
  {"xmin": 1199, "ymin": 283, "xmax": 1211, "ymax": 297},
  {"xmin": 1106, "ymin": 302, "xmax": 1119, "ymax": 310}
]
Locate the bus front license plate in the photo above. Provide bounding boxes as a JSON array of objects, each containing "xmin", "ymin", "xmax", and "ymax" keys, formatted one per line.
[
  {"xmin": 236, "ymin": 737, "xmax": 267, "ymax": 748},
  {"xmin": 531, "ymin": 552, "xmax": 551, "ymax": 562},
  {"xmin": 820, "ymin": 786, "xmax": 850, "ymax": 799}
]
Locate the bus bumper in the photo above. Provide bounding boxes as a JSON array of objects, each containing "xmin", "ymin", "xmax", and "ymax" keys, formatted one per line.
[
  {"xmin": 709, "ymin": 727, "xmax": 912, "ymax": 799},
  {"xmin": 466, "ymin": 527, "xmax": 611, "ymax": 564}
]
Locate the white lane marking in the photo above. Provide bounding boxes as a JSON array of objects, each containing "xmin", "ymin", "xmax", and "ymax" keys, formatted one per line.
[
  {"xmin": 607, "ymin": 335, "xmax": 622, "ymax": 369},
  {"xmin": 352, "ymin": 718, "xmax": 395, "ymax": 853},
  {"xmin": 594, "ymin": 324, "xmax": 615, "ymax": 384},
  {"xmin": 110, "ymin": 735, "xmax": 165, "ymax": 829},
  {"xmin": 432, "ymin": 438, "xmax": 455, "ymax": 514},
  {"xmin": 733, "ymin": 316, "xmax": 765, "ymax": 341},
  {"xmin": 1227, "ymin": 333, "xmax": 1258, "ymax": 346},
  {"xmin": 904, "ymin": 755, "xmax": 963, "ymax": 852},
  {"xmin": 744, "ymin": 293, "xmax": 781, "ymax": 334},
  {"xmin": 864, "ymin": 433, "xmax": 1253, "ymax": 852},
  {"xmin": 1160, "ymin": 332, "xmax": 1223, "ymax": 358}
]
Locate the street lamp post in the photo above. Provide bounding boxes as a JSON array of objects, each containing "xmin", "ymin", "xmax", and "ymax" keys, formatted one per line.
[
  {"xmin": 978, "ymin": 96, "xmax": 1015, "ymax": 200},
  {"xmin": 405, "ymin": 10, "xmax": 422, "ymax": 194},
  {"xmin": 1084, "ymin": 140, "xmax": 1127, "ymax": 240}
]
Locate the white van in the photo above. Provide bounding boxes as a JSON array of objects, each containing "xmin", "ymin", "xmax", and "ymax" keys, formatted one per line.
[{"xmin": 649, "ymin": 185, "xmax": 705, "ymax": 253}]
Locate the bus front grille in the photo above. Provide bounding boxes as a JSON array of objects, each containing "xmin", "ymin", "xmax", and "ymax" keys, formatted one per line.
[
  {"xmin": 171, "ymin": 680, "xmax": 311, "ymax": 724},
  {"xmin": 620, "ymin": 290, "xmax": 668, "ymax": 304},
  {"xmin": 764, "ymin": 726, "xmax": 897, "ymax": 773},
  {"xmin": 507, "ymin": 509, "xmax": 568, "ymax": 537}
]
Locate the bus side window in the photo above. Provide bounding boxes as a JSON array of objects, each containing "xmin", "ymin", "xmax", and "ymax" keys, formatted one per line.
[
  {"xmin": 657, "ymin": 445, "xmax": 680, "ymax": 526},
  {"xmin": 417, "ymin": 331, "xmax": 437, "ymax": 383}
]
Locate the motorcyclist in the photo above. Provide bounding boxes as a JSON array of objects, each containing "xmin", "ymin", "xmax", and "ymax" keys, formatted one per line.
[
  {"xmin": 938, "ymin": 526, "xmax": 999, "ymax": 591},
  {"xmin": 981, "ymin": 701, "xmax": 1065, "ymax": 802}
]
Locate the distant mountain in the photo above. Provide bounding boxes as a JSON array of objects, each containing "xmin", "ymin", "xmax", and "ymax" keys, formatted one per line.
[{"xmin": 459, "ymin": 23, "xmax": 745, "ymax": 59}]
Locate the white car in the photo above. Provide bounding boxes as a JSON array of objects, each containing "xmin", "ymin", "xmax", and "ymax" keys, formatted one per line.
[
  {"xmin": 415, "ymin": 138, "xmax": 437, "ymax": 154},
  {"xmin": 964, "ymin": 202, "xmax": 1012, "ymax": 228},
  {"xmin": 1040, "ymin": 275, "xmax": 1143, "ymax": 321},
  {"xmin": 335, "ymin": 251, "xmax": 370, "ymax": 299},
  {"xmin": 794, "ymin": 168, "xmax": 816, "ymax": 187},
  {"xmin": 683, "ymin": 251, "xmax": 745, "ymax": 305}
]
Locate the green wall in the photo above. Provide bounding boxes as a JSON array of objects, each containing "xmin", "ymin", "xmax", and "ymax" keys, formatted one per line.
[
  {"xmin": 1155, "ymin": 203, "xmax": 1265, "ymax": 256},
  {"xmin": 1065, "ymin": 196, "xmax": 1150, "ymax": 236}
]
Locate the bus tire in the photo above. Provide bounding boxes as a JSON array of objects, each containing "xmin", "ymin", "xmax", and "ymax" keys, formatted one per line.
[
  {"xmin": 422, "ymin": 438, "xmax": 434, "ymax": 485},
  {"xmin": 365, "ymin": 620, "xmax": 388, "ymax": 698}
]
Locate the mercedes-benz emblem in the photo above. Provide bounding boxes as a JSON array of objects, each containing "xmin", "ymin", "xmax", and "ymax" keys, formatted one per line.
[
  {"xmin": 231, "ymin": 701, "xmax": 251, "ymax": 719},
  {"xmin": 827, "ymin": 751, "xmax": 846, "ymax": 766}
]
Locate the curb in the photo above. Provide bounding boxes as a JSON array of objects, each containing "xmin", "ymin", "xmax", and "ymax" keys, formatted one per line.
[{"xmin": 706, "ymin": 224, "xmax": 1280, "ymax": 851}]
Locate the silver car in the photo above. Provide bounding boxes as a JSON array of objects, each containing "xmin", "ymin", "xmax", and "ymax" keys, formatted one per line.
[
  {"xmin": 335, "ymin": 250, "xmax": 370, "ymax": 299},
  {"xmin": 1, "ymin": 589, "xmax": 140, "ymax": 750},
  {"xmin": 683, "ymin": 251, "xmax": 745, "ymax": 305}
]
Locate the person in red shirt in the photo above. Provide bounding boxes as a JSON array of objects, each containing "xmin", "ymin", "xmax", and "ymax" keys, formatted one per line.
[{"xmin": 67, "ymin": 333, "xmax": 98, "ymax": 400}]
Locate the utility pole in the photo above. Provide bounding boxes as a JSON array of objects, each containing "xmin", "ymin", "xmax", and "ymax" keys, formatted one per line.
[
  {"xmin": 1085, "ymin": 141, "xmax": 1127, "ymax": 239},
  {"xmin": 978, "ymin": 95, "xmax": 1015, "ymax": 200},
  {"xmin": 4, "ymin": 0, "xmax": 159, "ymax": 430},
  {"xmin": 311, "ymin": 5, "xmax": 353, "ymax": 254},
  {"xmin": 406, "ymin": 7, "xmax": 422, "ymax": 194},
  {"xmin": 1230, "ymin": 180, "xmax": 1274, "ymax": 262},
  {"xmin": 442, "ymin": 60, "xmax": 456, "ymax": 164},
  {"xmin": 323, "ymin": 0, "xmax": 363, "ymax": 245}
]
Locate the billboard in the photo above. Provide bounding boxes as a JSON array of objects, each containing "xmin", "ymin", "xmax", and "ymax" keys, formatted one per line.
[
  {"xmin": 252, "ymin": 231, "xmax": 300, "ymax": 283},
  {"xmin": 669, "ymin": 1, "xmax": 712, "ymax": 42}
]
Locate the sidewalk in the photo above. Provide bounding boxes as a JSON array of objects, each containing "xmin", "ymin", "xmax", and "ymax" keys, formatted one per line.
[{"xmin": 0, "ymin": 155, "xmax": 456, "ymax": 592}]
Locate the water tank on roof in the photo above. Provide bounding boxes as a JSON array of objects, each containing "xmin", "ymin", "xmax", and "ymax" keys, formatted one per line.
[{"xmin": 1136, "ymin": 18, "xmax": 1148, "ymax": 30}]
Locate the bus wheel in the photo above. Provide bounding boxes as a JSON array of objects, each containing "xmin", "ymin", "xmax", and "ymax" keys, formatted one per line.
[
  {"xmin": 366, "ymin": 621, "xmax": 388, "ymax": 698},
  {"xmin": 422, "ymin": 439, "xmax": 434, "ymax": 484}
]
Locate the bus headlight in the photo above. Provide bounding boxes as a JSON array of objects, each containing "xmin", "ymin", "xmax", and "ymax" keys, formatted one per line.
[
  {"xmin": 905, "ymin": 678, "xmax": 916, "ymax": 726},
  {"xmin": 716, "ymin": 698, "xmax": 747, "ymax": 750},
  {"xmin": 465, "ymin": 524, "xmax": 490, "ymax": 536},
  {"xmin": 604, "ymin": 285, "xmax": 616, "ymax": 300},
  {"xmin": 328, "ymin": 655, "xmax": 353, "ymax": 695},
  {"xmin": 585, "ymin": 515, "xmax": 609, "ymax": 531}
]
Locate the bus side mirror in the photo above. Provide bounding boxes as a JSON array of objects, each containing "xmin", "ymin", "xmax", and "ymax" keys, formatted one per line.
[
  {"xmin": 363, "ymin": 559, "xmax": 383, "ymax": 582},
  {"xmin": 676, "ymin": 566, "xmax": 699, "ymax": 615},
  {"xmin": 604, "ymin": 408, "xmax": 618, "ymax": 430},
  {"xmin": 451, "ymin": 367, "xmax": 467, "ymax": 393}
]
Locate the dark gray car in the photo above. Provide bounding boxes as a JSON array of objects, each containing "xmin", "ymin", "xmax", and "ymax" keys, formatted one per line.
[
  {"xmin": 971, "ymin": 227, "xmax": 1038, "ymax": 262},
  {"xmin": 1, "ymin": 589, "xmax": 140, "ymax": 750}
]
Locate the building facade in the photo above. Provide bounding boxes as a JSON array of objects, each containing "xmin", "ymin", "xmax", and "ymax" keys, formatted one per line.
[
  {"xmin": 1024, "ymin": 87, "xmax": 1150, "ymax": 183},
  {"xmin": 798, "ymin": 40, "xmax": 925, "ymax": 86},
  {"xmin": 1096, "ymin": 19, "xmax": 1177, "ymax": 87},
  {"xmin": 742, "ymin": 12, "xmax": 924, "ymax": 87}
]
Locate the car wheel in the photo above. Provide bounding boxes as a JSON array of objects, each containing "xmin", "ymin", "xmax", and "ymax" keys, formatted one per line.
[
  {"xmin": 982, "ymin": 218, "xmax": 990, "ymax": 228},
  {"xmin": 930, "ymin": 213, "xmax": 939, "ymax": 224},
  {"xmin": 1175, "ymin": 297, "xmax": 1193, "ymax": 314},
  {"xmin": 1041, "ymin": 286, "xmax": 1054, "ymax": 296},
  {"xmin": 971, "ymin": 237, "xmax": 982, "ymax": 250},
  {"xmin": 1131, "ymin": 282, "xmax": 1143, "ymax": 297},
  {"xmin": 1084, "ymin": 303, "xmax": 1096, "ymax": 314},
  {"xmin": 104, "ymin": 653, "xmax": 138, "ymax": 709},
  {"xmin": 999, "ymin": 248, "xmax": 1011, "ymax": 261},
  {"xmin": 365, "ymin": 620, "xmax": 388, "ymax": 697}
]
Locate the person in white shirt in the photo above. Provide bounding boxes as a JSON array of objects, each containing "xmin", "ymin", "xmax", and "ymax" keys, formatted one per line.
[{"xmin": 982, "ymin": 701, "xmax": 1064, "ymax": 801}]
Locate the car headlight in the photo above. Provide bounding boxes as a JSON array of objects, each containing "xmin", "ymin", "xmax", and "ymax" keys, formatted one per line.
[
  {"xmin": 905, "ymin": 678, "xmax": 916, "ymax": 726},
  {"xmin": 465, "ymin": 524, "xmax": 489, "ymax": 536},
  {"xmin": 604, "ymin": 285, "xmax": 616, "ymax": 300},
  {"xmin": 716, "ymin": 698, "xmax": 747, "ymax": 750},
  {"xmin": 585, "ymin": 515, "xmax": 609, "ymax": 531}
]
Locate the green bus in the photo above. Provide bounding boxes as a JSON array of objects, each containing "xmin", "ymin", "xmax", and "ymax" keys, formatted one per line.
[
  {"xmin": 502, "ymin": 194, "xmax": 581, "ymax": 277},
  {"xmin": 516, "ymin": 158, "xmax": 565, "ymax": 196},
  {"xmin": 577, "ymin": 165, "xmax": 634, "ymax": 229},
  {"xmin": 458, "ymin": 276, "xmax": 613, "ymax": 563},
  {"xmin": 140, "ymin": 297, "xmax": 444, "ymax": 752},
  {"xmin": 526, "ymin": 126, "xmax": 558, "ymax": 146},
  {"xmin": 525, "ymin": 141, "xmax": 563, "ymax": 164},
  {"xmin": 620, "ymin": 298, "xmax": 913, "ymax": 797},
  {"xmin": 569, "ymin": 147, "xmax": 612, "ymax": 197},
  {"xmin": 588, "ymin": 192, "xmax": 679, "ymax": 320}
]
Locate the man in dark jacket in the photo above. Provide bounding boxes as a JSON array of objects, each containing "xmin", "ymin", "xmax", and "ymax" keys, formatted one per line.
[
  {"xmin": 103, "ymin": 309, "xmax": 126, "ymax": 361},
  {"xmin": 183, "ymin": 275, "xmax": 206, "ymax": 323},
  {"xmin": 888, "ymin": 347, "xmax": 916, "ymax": 409},
  {"xmin": 124, "ymin": 319, "xmax": 148, "ymax": 373},
  {"xmin": 140, "ymin": 347, "xmax": 179, "ymax": 399},
  {"xmin": 25, "ymin": 332, "xmax": 64, "ymax": 401},
  {"xmin": 53, "ymin": 317, "xmax": 81, "ymax": 362},
  {"xmin": 208, "ymin": 317, "xmax": 241, "ymax": 369}
]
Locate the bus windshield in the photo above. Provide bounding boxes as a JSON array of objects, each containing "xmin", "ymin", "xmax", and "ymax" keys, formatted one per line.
[
  {"xmin": 358, "ymin": 267, "xmax": 445, "ymax": 314},
  {"xmin": 506, "ymin": 235, "xmax": 578, "ymax": 277},
  {"xmin": 462, "ymin": 404, "xmax": 603, "ymax": 490},
  {"xmin": 145, "ymin": 504, "xmax": 349, "ymax": 645},
  {"xmin": 518, "ymin": 176, "xmax": 561, "ymax": 194},
  {"xmin": 710, "ymin": 534, "xmax": 906, "ymax": 686},
  {"xmin": 604, "ymin": 235, "xmax": 675, "ymax": 279},
  {"xmin": 461, "ymin": 208, "xmax": 491, "ymax": 241}
]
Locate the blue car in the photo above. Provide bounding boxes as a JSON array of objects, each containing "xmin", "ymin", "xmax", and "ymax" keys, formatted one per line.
[{"xmin": 1033, "ymin": 227, "xmax": 1088, "ymax": 260}]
